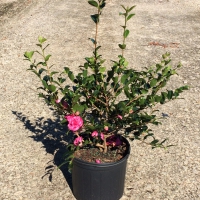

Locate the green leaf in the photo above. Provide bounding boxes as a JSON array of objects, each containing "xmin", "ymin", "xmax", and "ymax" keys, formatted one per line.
[
  {"xmin": 112, "ymin": 76, "xmax": 118, "ymax": 84},
  {"xmin": 36, "ymin": 44, "xmax": 42, "ymax": 48},
  {"xmin": 100, "ymin": 1, "xmax": 106, "ymax": 9},
  {"xmin": 124, "ymin": 87, "xmax": 131, "ymax": 98},
  {"xmin": 89, "ymin": 38, "xmax": 96, "ymax": 44},
  {"xmin": 38, "ymin": 93, "xmax": 46, "ymax": 98},
  {"xmin": 167, "ymin": 90, "xmax": 173, "ymax": 99},
  {"xmin": 155, "ymin": 95, "xmax": 162, "ymax": 102},
  {"xmin": 121, "ymin": 74, "xmax": 128, "ymax": 84},
  {"xmin": 42, "ymin": 80, "xmax": 48, "ymax": 89},
  {"xmin": 117, "ymin": 102, "xmax": 126, "ymax": 110},
  {"xmin": 45, "ymin": 54, "xmax": 51, "ymax": 62},
  {"xmin": 127, "ymin": 13, "xmax": 135, "ymax": 21},
  {"xmin": 162, "ymin": 52, "xmax": 170, "ymax": 59},
  {"xmin": 177, "ymin": 63, "xmax": 182, "ymax": 68},
  {"xmin": 156, "ymin": 63, "xmax": 163, "ymax": 72},
  {"xmin": 43, "ymin": 75, "xmax": 50, "ymax": 82},
  {"xmin": 170, "ymin": 69, "xmax": 176, "ymax": 75},
  {"xmin": 141, "ymin": 89, "xmax": 148, "ymax": 94},
  {"xmin": 39, "ymin": 68, "xmax": 46, "ymax": 75},
  {"xmin": 58, "ymin": 78, "xmax": 66, "ymax": 83},
  {"xmin": 150, "ymin": 139, "xmax": 159, "ymax": 145},
  {"xmin": 118, "ymin": 44, "xmax": 126, "ymax": 49},
  {"xmin": 160, "ymin": 80, "xmax": 167, "ymax": 88},
  {"xmin": 64, "ymin": 67, "xmax": 70, "ymax": 74},
  {"xmin": 48, "ymin": 85, "xmax": 56, "ymax": 92},
  {"xmin": 121, "ymin": 5, "xmax": 126, "ymax": 11},
  {"xmin": 128, "ymin": 5, "xmax": 136, "ymax": 12},
  {"xmin": 91, "ymin": 14, "xmax": 99, "ymax": 24},
  {"xmin": 99, "ymin": 67, "xmax": 106, "ymax": 73},
  {"xmin": 73, "ymin": 104, "xmax": 85, "ymax": 113},
  {"xmin": 30, "ymin": 69, "xmax": 40, "ymax": 78},
  {"xmin": 24, "ymin": 51, "xmax": 34, "ymax": 60},
  {"xmin": 123, "ymin": 30, "xmax": 130, "ymax": 38},
  {"xmin": 139, "ymin": 98, "xmax": 146, "ymax": 106},
  {"xmin": 164, "ymin": 59, "xmax": 171, "ymax": 65},
  {"xmin": 83, "ymin": 70, "xmax": 88, "ymax": 77},
  {"xmin": 162, "ymin": 66, "xmax": 171, "ymax": 76},
  {"xmin": 150, "ymin": 79, "xmax": 157, "ymax": 87},
  {"xmin": 68, "ymin": 71, "xmax": 74, "ymax": 81},
  {"xmin": 50, "ymin": 71, "xmax": 59, "ymax": 76},
  {"xmin": 161, "ymin": 92, "xmax": 167, "ymax": 103},
  {"xmin": 107, "ymin": 70, "xmax": 114, "ymax": 82},
  {"xmin": 88, "ymin": 1, "xmax": 98, "ymax": 7},
  {"xmin": 38, "ymin": 36, "xmax": 47, "ymax": 44}
]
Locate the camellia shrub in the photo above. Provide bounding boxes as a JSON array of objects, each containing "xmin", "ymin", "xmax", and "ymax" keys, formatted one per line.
[{"xmin": 24, "ymin": 0, "xmax": 188, "ymax": 167}]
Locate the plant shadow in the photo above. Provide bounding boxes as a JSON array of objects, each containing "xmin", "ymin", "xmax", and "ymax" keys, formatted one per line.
[{"xmin": 12, "ymin": 110, "xmax": 74, "ymax": 191}]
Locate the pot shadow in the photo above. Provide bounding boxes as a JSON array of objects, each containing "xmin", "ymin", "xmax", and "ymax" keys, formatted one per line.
[{"xmin": 12, "ymin": 110, "xmax": 74, "ymax": 191}]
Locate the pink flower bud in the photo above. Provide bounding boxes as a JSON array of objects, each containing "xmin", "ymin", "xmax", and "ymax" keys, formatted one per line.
[
  {"xmin": 55, "ymin": 99, "xmax": 61, "ymax": 104},
  {"xmin": 95, "ymin": 159, "xmax": 101, "ymax": 164},
  {"xmin": 117, "ymin": 115, "xmax": 123, "ymax": 120},
  {"xmin": 129, "ymin": 109, "xmax": 133, "ymax": 114},
  {"xmin": 104, "ymin": 126, "xmax": 108, "ymax": 131},
  {"xmin": 100, "ymin": 133, "xmax": 104, "ymax": 140},
  {"xmin": 91, "ymin": 131, "xmax": 98, "ymax": 137}
]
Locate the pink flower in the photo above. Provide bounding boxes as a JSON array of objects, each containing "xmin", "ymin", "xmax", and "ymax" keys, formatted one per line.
[
  {"xmin": 95, "ymin": 159, "xmax": 101, "ymax": 164},
  {"xmin": 100, "ymin": 133, "xmax": 104, "ymax": 140},
  {"xmin": 104, "ymin": 126, "xmax": 108, "ymax": 131},
  {"xmin": 55, "ymin": 99, "xmax": 61, "ymax": 103},
  {"xmin": 74, "ymin": 136, "xmax": 84, "ymax": 146},
  {"xmin": 91, "ymin": 131, "xmax": 98, "ymax": 137},
  {"xmin": 91, "ymin": 131, "xmax": 104, "ymax": 140},
  {"xmin": 117, "ymin": 115, "xmax": 123, "ymax": 120},
  {"xmin": 65, "ymin": 115, "xmax": 83, "ymax": 131}
]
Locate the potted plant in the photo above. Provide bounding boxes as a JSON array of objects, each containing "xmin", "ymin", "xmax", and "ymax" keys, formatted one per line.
[{"xmin": 24, "ymin": 1, "xmax": 188, "ymax": 200}]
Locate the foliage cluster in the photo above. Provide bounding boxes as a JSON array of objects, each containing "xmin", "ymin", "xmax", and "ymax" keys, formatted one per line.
[{"xmin": 24, "ymin": 0, "xmax": 188, "ymax": 165}]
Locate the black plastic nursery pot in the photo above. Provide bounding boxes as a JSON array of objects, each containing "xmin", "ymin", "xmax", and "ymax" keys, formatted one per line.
[{"xmin": 72, "ymin": 137, "xmax": 130, "ymax": 200}]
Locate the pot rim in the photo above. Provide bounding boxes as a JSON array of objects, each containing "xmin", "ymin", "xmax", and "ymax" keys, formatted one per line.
[{"xmin": 73, "ymin": 136, "xmax": 131, "ymax": 167}]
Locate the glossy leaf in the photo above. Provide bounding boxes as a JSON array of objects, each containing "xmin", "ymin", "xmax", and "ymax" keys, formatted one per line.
[
  {"xmin": 88, "ymin": 1, "xmax": 98, "ymax": 7},
  {"xmin": 45, "ymin": 54, "xmax": 51, "ymax": 61},
  {"xmin": 24, "ymin": 51, "xmax": 34, "ymax": 60},
  {"xmin": 73, "ymin": 104, "xmax": 85, "ymax": 113},
  {"xmin": 38, "ymin": 36, "xmax": 47, "ymax": 44},
  {"xmin": 118, "ymin": 44, "xmax": 126, "ymax": 49},
  {"xmin": 123, "ymin": 30, "xmax": 130, "ymax": 38},
  {"xmin": 50, "ymin": 71, "xmax": 59, "ymax": 76},
  {"xmin": 99, "ymin": 67, "xmax": 106, "ymax": 73},
  {"xmin": 127, "ymin": 13, "xmax": 135, "ymax": 21},
  {"xmin": 48, "ymin": 85, "xmax": 56, "ymax": 92},
  {"xmin": 39, "ymin": 68, "xmax": 46, "ymax": 75},
  {"xmin": 68, "ymin": 71, "xmax": 74, "ymax": 81},
  {"xmin": 42, "ymin": 80, "xmax": 48, "ymax": 89},
  {"xmin": 128, "ymin": 5, "xmax": 136, "ymax": 12},
  {"xmin": 121, "ymin": 5, "xmax": 126, "ymax": 11},
  {"xmin": 150, "ymin": 79, "xmax": 157, "ymax": 87},
  {"xmin": 100, "ymin": 1, "xmax": 106, "ymax": 9},
  {"xmin": 91, "ymin": 14, "xmax": 99, "ymax": 23}
]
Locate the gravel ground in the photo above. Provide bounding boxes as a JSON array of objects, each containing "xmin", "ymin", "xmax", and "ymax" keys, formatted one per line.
[{"xmin": 0, "ymin": 0, "xmax": 200, "ymax": 199}]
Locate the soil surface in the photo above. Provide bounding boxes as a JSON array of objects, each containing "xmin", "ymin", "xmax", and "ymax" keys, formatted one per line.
[{"xmin": 0, "ymin": 0, "xmax": 200, "ymax": 200}]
